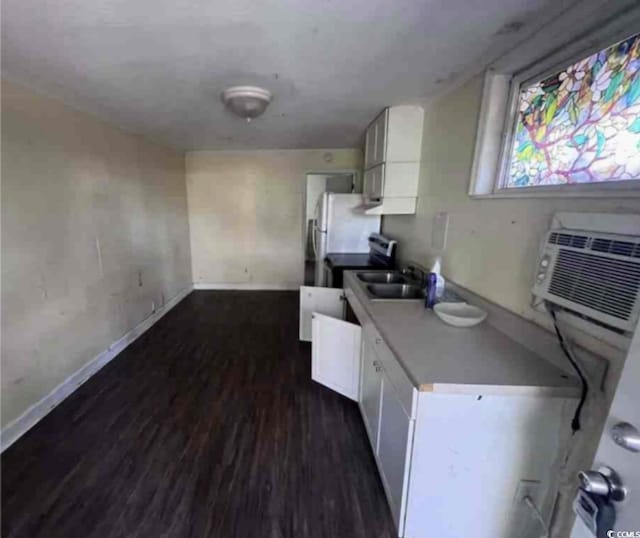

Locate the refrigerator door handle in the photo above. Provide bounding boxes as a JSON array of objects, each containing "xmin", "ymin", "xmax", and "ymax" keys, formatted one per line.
[
  {"xmin": 312, "ymin": 223, "xmax": 326, "ymax": 258},
  {"xmin": 314, "ymin": 193, "xmax": 329, "ymax": 233},
  {"xmin": 312, "ymin": 222, "xmax": 318, "ymax": 257}
]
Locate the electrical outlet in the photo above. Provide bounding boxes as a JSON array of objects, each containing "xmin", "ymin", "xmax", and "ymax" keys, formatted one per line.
[{"xmin": 511, "ymin": 480, "xmax": 544, "ymax": 538}]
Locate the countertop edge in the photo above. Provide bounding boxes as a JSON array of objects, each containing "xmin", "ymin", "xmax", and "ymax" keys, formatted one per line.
[{"xmin": 421, "ymin": 382, "xmax": 580, "ymax": 398}]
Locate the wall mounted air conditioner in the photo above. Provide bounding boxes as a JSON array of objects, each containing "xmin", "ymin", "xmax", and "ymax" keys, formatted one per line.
[{"xmin": 532, "ymin": 213, "xmax": 640, "ymax": 334}]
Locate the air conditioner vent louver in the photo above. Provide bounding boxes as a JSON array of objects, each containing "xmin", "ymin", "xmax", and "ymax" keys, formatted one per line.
[
  {"xmin": 548, "ymin": 232, "xmax": 640, "ymax": 259},
  {"xmin": 549, "ymin": 232, "xmax": 588, "ymax": 249},
  {"xmin": 591, "ymin": 238, "xmax": 640, "ymax": 258},
  {"xmin": 548, "ymin": 250, "xmax": 640, "ymax": 322}
]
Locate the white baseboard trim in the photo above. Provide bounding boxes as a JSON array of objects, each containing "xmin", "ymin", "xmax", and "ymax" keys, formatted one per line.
[
  {"xmin": 194, "ymin": 283, "xmax": 299, "ymax": 291},
  {"xmin": 0, "ymin": 284, "xmax": 193, "ymax": 453}
]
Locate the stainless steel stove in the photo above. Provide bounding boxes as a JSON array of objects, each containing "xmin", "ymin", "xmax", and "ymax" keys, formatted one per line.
[{"xmin": 323, "ymin": 233, "xmax": 397, "ymax": 288}]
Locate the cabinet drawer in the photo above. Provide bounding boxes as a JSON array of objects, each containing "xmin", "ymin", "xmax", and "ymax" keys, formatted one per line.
[{"xmin": 365, "ymin": 326, "xmax": 417, "ymax": 419}]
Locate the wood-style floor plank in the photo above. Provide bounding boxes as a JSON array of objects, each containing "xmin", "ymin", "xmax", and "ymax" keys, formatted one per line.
[{"xmin": 2, "ymin": 291, "xmax": 397, "ymax": 538}]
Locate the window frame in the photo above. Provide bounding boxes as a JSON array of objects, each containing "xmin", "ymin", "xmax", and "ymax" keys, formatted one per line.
[{"xmin": 470, "ymin": 27, "xmax": 640, "ymax": 199}]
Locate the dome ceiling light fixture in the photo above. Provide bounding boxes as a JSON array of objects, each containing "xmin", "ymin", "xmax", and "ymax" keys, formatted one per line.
[{"xmin": 221, "ymin": 86, "xmax": 272, "ymax": 122}]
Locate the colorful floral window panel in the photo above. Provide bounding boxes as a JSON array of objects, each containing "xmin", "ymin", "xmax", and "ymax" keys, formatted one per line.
[{"xmin": 506, "ymin": 33, "xmax": 640, "ymax": 188}]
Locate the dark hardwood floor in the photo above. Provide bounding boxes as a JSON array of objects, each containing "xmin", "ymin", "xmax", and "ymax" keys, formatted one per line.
[{"xmin": 2, "ymin": 291, "xmax": 397, "ymax": 538}]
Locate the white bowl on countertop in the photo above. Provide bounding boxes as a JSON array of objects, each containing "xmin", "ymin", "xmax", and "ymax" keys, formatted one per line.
[{"xmin": 434, "ymin": 302, "xmax": 487, "ymax": 328}]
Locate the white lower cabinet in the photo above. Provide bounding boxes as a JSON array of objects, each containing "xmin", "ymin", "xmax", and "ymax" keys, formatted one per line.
[
  {"xmin": 377, "ymin": 376, "xmax": 414, "ymax": 531},
  {"xmin": 308, "ymin": 292, "xmax": 416, "ymax": 535},
  {"xmin": 318, "ymin": 290, "xmax": 575, "ymax": 538},
  {"xmin": 311, "ymin": 312, "xmax": 361, "ymax": 401},
  {"xmin": 299, "ymin": 286, "xmax": 348, "ymax": 341},
  {"xmin": 302, "ymin": 285, "xmax": 363, "ymax": 401},
  {"xmin": 359, "ymin": 333, "xmax": 415, "ymax": 535},
  {"xmin": 359, "ymin": 339, "xmax": 383, "ymax": 450}
]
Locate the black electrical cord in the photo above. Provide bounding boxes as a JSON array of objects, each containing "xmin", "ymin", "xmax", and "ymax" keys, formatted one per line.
[{"xmin": 548, "ymin": 306, "xmax": 588, "ymax": 434}]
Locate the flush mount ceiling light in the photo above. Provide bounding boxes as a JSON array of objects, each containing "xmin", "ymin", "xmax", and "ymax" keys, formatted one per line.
[{"xmin": 221, "ymin": 86, "xmax": 272, "ymax": 122}]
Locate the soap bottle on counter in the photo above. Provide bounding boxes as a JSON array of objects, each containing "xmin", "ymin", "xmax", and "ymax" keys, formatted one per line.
[
  {"xmin": 424, "ymin": 256, "xmax": 446, "ymax": 309},
  {"xmin": 425, "ymin": 272, "xmax": 437, "ymax": 309}
]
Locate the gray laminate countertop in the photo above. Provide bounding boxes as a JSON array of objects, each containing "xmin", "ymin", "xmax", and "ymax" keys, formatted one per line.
[{"xmin": 344, "ymin": 271, "xmax": 580, "ymax": 397}]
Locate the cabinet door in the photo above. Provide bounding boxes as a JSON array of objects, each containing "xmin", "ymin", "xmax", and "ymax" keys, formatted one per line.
[
  {"xmin": 363, "ymin": 167, "xmax": 381, "ymax": 201},
  {"xmin": 373, "ymin": 110, "xmax": 388, "ymax": 164},
  {"xmin": 385, "ymin": 105, "xmax": 423, "ymax": 162},
  {"xmin": 364, "ymin": 123, "xmax": 377, "ymax": 169},
  {"xmin": 366, "ymin": 163, "xmax": 385, "ymax": 200},
  {"xmin": 363, "ymin": 168, "xmax": 375, "ymax": 200},
  {"xmin": 299, "ymin": 286, "xmax": 345, "ymax": 341},
  {"xmin": 378, "ymin": 372, "xmax": 414, "ymax": 529},
  {"xmin": 312, "ymin": 313, "xmax": 362, "ymax": 401},
  {"xmin": 359, "ymin": 339, "xmax": 383, "ymax": 451}
]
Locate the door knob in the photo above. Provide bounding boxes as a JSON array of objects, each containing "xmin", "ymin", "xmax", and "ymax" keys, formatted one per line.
[
  {"xmin": 578, "ymin": 470, "xmax": 611, "ymax": 496},
  {"xmin": 611, "ymin": 422, "xmax": 640, "ymax": 453},
  {"xmin": 577, "ymin": 466, "xmax": 626, "ymax": 502}
]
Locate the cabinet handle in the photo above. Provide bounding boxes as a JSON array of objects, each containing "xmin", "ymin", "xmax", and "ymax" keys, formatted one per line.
[
  {"xmin": 372, "ymin": 360, "xmax": 380, "ymax": 367},
  {"xmin": 375, "ymin": 366, "xmax": 383, "ymax": 373},
  {"xmin": 375, "ymin": 337, "xmax": 382, "ymax": 345}
]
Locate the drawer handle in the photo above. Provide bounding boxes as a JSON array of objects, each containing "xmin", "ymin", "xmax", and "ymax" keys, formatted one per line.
[
  {"xmin": 372, "ymin": 360, "xmax": 380, "ymax": 367},
  {"xmin": 375, "ymin": 337, "xmax": 382, "ymax": 344},
  {"xmin": 375, "ymin": 366, "xmax": 383, "ymax": 373}
]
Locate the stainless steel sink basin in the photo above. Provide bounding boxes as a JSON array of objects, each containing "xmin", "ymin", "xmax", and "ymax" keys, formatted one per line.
[
  {"xmin": 366, "ymin": 283, "xmax": 425, "ymax": 301},
  {"xmin": 357, "ymin": 271, "xmax": 407, "ymax": 284}
]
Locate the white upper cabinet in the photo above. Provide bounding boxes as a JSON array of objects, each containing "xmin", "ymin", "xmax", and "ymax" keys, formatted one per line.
[
  {"xmin": 362, "ymin": 106, "xmax": 423, "ymax": 215},
  {"xmin": 364, "ymin": 109, "xmax": 388, "ymax": 169},
  {"xmin": 373, "ymin": 109, "xmax": 388, "ymax": 166},
  {"xmin": 363, "ymin": 164, "xmax": 385, "ymax": 202},
  {"xmin": 385, "ymin": 106, "xmax": 423, "ymax": 163},
  {"xmin": 364, "ymin": 125, "xmax": 377, "ymax": 170}
]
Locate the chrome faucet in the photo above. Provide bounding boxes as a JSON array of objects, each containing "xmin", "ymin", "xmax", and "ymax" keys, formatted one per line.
[{"xmin": 400, "ymin": 262, "xmax": 429, "ymax": 287}]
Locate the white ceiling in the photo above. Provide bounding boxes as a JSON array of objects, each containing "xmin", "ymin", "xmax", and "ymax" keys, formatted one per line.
[{"xmin": 2, "ymin": 0, "xmax": 584, "ymax": 150}]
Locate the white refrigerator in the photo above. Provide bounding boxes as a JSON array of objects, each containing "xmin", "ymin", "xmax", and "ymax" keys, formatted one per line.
[{"xmin": 312, "ymin": 193, "xmax": 381, "ymax": 286}]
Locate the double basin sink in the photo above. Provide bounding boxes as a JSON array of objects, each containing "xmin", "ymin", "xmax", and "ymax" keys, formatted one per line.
[{"xmin": 357, "ymin": 271, "xmax": 425, "ymax": 301}]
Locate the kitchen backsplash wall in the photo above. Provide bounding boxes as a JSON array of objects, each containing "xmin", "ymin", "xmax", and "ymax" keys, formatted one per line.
[{"xmin": 186, "ymin": 149, "xmax": 362, "ymax": 289}]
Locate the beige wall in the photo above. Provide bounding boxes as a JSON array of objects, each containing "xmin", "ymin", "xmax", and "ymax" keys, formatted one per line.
[
  {"xmin": 186, "ymin": 149, "xmax": 362, "ymax": 288},
  {"xmin": 383, "ymin": 75, "xmax": 640, "ymax": 351},
  {"xmin": 1, "ymin": 80, "xmax": 192, "ymax": 428}
]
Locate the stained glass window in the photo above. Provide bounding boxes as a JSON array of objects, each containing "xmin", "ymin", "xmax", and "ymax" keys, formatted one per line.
[{"xmin": 505, "ymin": 33, "xmax": 640, "ymax": 189}]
